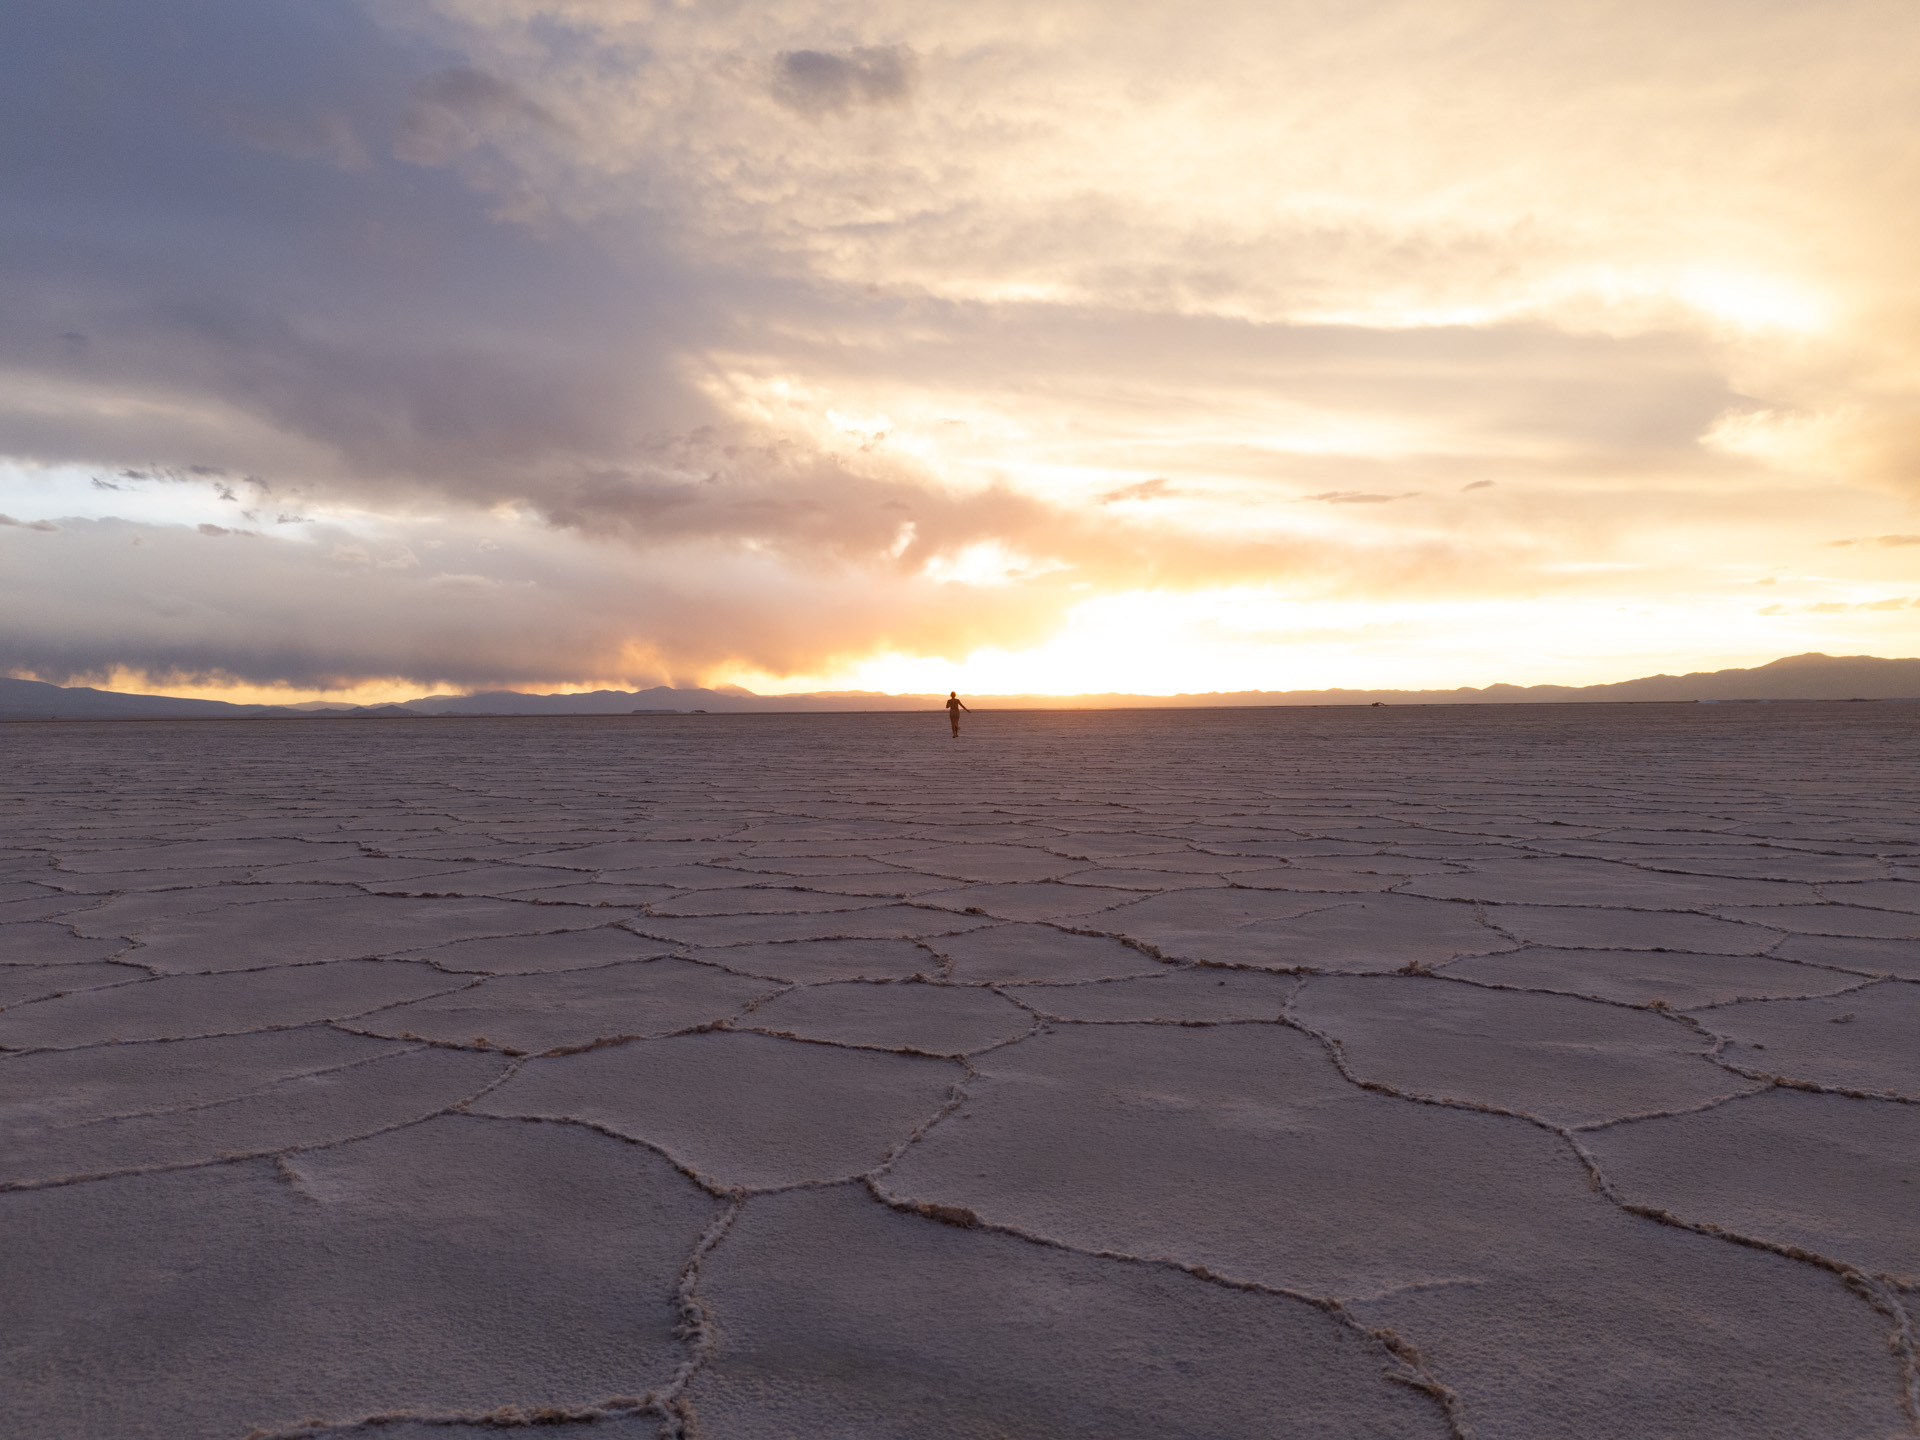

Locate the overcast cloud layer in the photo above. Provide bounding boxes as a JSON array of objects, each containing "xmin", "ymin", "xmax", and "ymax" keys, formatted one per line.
[{"xmin": 5, "ymin": 0, "xmax": 1919, "ymax": 698}]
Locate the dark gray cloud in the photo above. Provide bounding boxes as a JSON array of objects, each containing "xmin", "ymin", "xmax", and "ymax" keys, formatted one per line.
[
  {"xmin": 0, "ymin": 0, "xmax": 700, "ymax": 499},
  {"xmin": 218, "ymin": 104, "xmax": 371, "ymax": 171},
  {"xmin": 772, "ymin": 45, "xmax": 917, "ymax": 115},
  {"xmin": 395, "ymin": 65, "xmax": 566, "ymax": 167},
  {"xmin": 0, "ymin": 511, "xmax": 1281, "ymax": 690},
  {"xmin": 0, "ymin": 515, "xmax": 674, "ymax": 690}
]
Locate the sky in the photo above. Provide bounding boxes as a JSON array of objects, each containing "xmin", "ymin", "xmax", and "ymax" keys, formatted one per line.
[{"xmin": 4, "ymin": 0, "xmax": 1919, "ymax": 702}]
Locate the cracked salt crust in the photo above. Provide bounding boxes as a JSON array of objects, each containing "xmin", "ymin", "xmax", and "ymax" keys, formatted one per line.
[
  {"xmin": 351, "ymin": 957, "xmax": 776, "ymax": 1055},
  {"xmin": 687, "ymin": 1184, "xmax": 1450, "ymax": 1437},
  {"xmin": 396, "ymin": 926, "xmax": 670, "ymax": 975},
  {"xmin": 1100, "ymin": 888, "xmax": 1507, "ymax": 971},
  {"xmin": 1021, "ymin": 966, "xmax": 1303, "ymax": 1022},
  {"xmin": 1290, "ymin": 974, "xmax": 1746, "ymax": 1127},
  {"xmin": 2, "ymin": 703, "xmax": 1917, "ymax": 1438},
  {"xmin": 912, "ymin": 878, "xmax": 1145, "ymax": 919},
  {"xmin": 1482, "ymin": 903, "xmax": 1780, "ymax": 954},
  {"xmin": 622, "ymin": 903, "xmax": 997, "ymax": 948},
  {"xmin": 1588, "ymin": 1087, "xmax": 1920, "ymax": 1281},
  {"xmin": 0, "ymin": 920, "xmax": 129, "ymax": 965},
  {"xmin": 1829, "ymin": 879, "xmax": 1920, "ymax": 915},
  {"xmin": 3, "ymin": 1041, "xmax": 505, "ymax": 1189},
  {"xmin": 360, "ymin": 863, "xmax": 605, "ymax": 897},
  {"xmin": 1700, "ymin": 982, "xmax": 1920, "ymax": 1096},
  {"xmin": 6, "ymin": 1117, "xmax": 717, "ymax": 1437},
  {"xmin": 0, "ymin": 959, "xmax": 146, "ymax": 1009},
  {"xmin": 473, "ymin": 1029, "xmax": 962, "ymax": 1190},
  {"xmin": 679, "ymin": 936, "xmax": 933, "ymax": 983},
  {"xmin": 929, "ymin": 922, "xmax": 1162, "ymax": 984},
  {"xmin": 1715, "ymin": 902, "xmax": 1920, "ymax": 940},
  {"xmin": 126, "ymin": 895, "xmax": 634, "ymax": 973},
  {"xmin": 743, "ymin": 979, "xmax": 1033, "ymax": 1056},
  {"xmin": 0, "ymin": 958, "xmax": 463, "ymax": 1050},
  {"xmin": 1441, "ymin": 943, "xmax": 1874, "ymax": 1007},
  {"xmin": 1400, "ymin": 856, "xmax": 1824, "ymax": 908},
  {"xmin": 1774, "ymin": 931, "xmax": 1920, "ymax": 980}
]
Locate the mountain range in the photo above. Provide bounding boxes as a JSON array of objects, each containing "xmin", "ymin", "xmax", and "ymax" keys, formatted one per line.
[{"xmin": 3, "ymin": 652, "xmax": 1918, "ymax": 721}]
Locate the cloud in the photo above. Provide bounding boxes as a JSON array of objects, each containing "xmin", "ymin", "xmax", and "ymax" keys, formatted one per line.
[
  {"xmin": 1826, "ymin": 534, "xmax": 1920, "ymax": 547},
  {"xmin": 772, "ymin": 46, "xmax": 917, "ymax": 116},
  {"xmin": 395, "ymin": 66, "xmax": 565, "ymax": 168},
  {"xmin": 0, "ymin": 511, "xmax": 1187, "ymax": 690},
  {"xmin": 1797, "ymin": 598, "xmax": 1915, "ymax": 614},
  {"xmin": 3, "ymin": 477, "xmax": 1549, "ymax": 692},
  {"xmin": 219, "ymin": 105, "xmax": 370, "ymax": 171},
  {"xmin": 1099, "ymin": 477, "xmax": 1176, "ymax": 503},
  {"xmin": 2, "ymin": 0, "xmax": 1919, "ymax": 693}
]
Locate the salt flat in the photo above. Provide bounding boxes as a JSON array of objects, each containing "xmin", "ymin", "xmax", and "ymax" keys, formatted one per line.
[{"xmin": 2, "ymin": 704, "xmax": 1917, "ymax": 1439}]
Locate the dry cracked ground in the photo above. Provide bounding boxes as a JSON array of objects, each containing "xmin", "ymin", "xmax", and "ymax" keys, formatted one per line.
[{"xmin": 3, "ymin": 705, "xmax": 1918, "ymax": 1440}]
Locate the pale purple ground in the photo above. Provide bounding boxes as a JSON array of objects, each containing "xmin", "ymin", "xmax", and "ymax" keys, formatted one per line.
[{"xmin": 2, "ymin": 704, "xmax": 1917, "ymax": 1439}]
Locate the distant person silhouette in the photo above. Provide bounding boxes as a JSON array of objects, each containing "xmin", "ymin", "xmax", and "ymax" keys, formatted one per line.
[{"xmin": 946, "ymin": 691, "xmax": 970, "ymax": 738}]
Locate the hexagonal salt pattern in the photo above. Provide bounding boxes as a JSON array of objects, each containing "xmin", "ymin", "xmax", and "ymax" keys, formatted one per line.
[{"xmin": 3, "ymin": 702, "xmax": 1916, "ymax": 1439}]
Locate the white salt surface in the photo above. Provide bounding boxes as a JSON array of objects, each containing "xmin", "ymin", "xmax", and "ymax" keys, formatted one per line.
[{"xmin": 1, "ymin": 704, "xmax": 1917, "ymax": 1438}]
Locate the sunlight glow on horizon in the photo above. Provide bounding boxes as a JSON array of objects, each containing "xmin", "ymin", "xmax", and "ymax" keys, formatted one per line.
[{"xmin": 725, "ymin": 587, "xmax": 1920, "ymax": 699}]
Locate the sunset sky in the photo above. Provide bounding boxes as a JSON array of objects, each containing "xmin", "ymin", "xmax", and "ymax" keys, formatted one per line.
[{"xmin": 4, "ymin": 0, "xmax": 1919, "ymax": 701}]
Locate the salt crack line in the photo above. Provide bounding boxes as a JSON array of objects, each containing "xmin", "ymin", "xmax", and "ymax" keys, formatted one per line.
[
  {"xmin": 0, "ymin": 972, "xmax": 484, "ymax": 1058},
  {"xmin": 1561, "ymin": 1131, "xmax": 1920, "ymax": 1435},
  {"xmin": 1284, "ymin": 992, "xmax": 1920, "ymax": 1433},
  {"xmin": 237, "ymin": 1393, "xmax": 662, "ymax": 1437},
  {"xmin": 0, "ymin": 1055, "xmax": 522, "ymax": 1195},
  {"xmin": 25, "ymin": 1040, "xmax": 442, "ymax": 1133},
  {"xmin": 650, "ymin": 1195, "xmax": 746, "ymax": 1438},
  {"xmin": 860, "ymin": 1173, "xmax": 1474, "ymax": 1439}
]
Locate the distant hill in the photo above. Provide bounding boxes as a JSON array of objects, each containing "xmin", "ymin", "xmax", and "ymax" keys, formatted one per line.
[
  {"xmin": 1122, "ymin": 651, "xmax": 1920, "ymax": 708},
  {"xmin": 0, "ymin": 678, "xmax": 428, "ymax": 720},
  {"xmin": 4, "ymin": 652, "xmax": 1918, "ymax": 720},
  {"xmin": 0, "ymin": 676, "xmax": 288, "ymax": 719},
  {"xmin": 1462, "ymin": 651, "xmax": 1920, "ymax": 705},
  {"xmin": 400, "ymin": 686, "xmax": 792, "ymax": 716}
]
